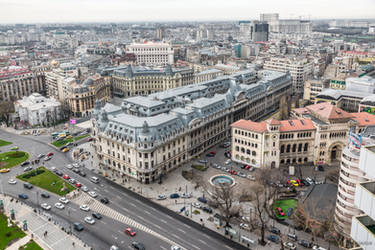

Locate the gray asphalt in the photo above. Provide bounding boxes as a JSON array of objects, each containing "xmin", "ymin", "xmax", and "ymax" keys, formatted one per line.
[{"xmin": 0, "ymin": 130, "xmax": 246, "ymax": 250}]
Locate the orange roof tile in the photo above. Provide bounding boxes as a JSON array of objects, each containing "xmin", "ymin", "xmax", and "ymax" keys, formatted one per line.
[
  {"xmin": 231, "ymin": 119, "xmax": 268, "ymax": 133},
  {"xmin": 351, "ymin": 112, "xmax": 375, "ymax": 127},
  {"xmin": 279, "ymin": 119, "xmax": 316, "ymax": 132},
  {"xmin": 293, "ymin": 107, "xmax": 309, "ymax": 114},
  {"xmin": 266, "ymin": 118, "xmax": 281, "ymax": 125},
  {"xmin": 305, "ymin": 102, "xmax": 353, "ymax": 120}
]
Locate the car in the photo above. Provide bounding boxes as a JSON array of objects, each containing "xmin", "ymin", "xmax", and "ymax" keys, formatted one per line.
[
  {"xmin": 267, "ymin": 235, "xmax": 279, "ymax": 243},
  {"xmin": 72, "ymin": 168, "xmax": 80, "ymax": 173},
  {"xmin": 84, "ymin": 216, "xmax": 95, "ymax": 225},
  {"xmin": 88, "ymin": 138, "xmax": 94, "ymax": 142},
  {"xmin": 90, "ymin": 176, "xmax": 100, "ymax": 183},
  {"xmin": 73, "ymin": 222, "xmax": 84, "ymax": 231},
  {"xmin": 296, "ymin": 179, "xmax": 304, "ymax": 186},
  {"xmin": 131, "ymin": 242, "xmax": 145, "ymax": 250},
  {"xmin": 24, "ymin": 166, "xmax": 33, "ymax": 172},
  {"xmin": 54, "ymin": 202, "xmax": 65, "ymax": 209},
  {"xmin": 43, "ymin": 156, "xmax": 51, "ymax": 161},
  {"xmin": 247, "ymin": 175, "xmax": 256, "ymax": 181},
  {"xmin": 202, "ymin": 207, "xmax": 213, "ymax": 213},
  {"xmin": 81, "ymin": 186, "xmax": 89, "ymax": 192},
  {"xmin": 0, "ymin": 168, "xmax": 10, "ymax": 173},
  {"xmin": 18, "ymin": 193, "xmax": 28, "ymax": 199},
  {"xmin": 298, "ymin": 240, "xmax": 313, "ymax": 248},
  {"xmin": 62, "ymin": 148, "xmax": 69, "ymax": 153},
  {"xmin": 47, "ymin": 152, "xmax": 54, "ymax": 157},
  {"xmin": 63, "ymin": 174, "xmax": 70, "ymax": 180},
  {"xmin": 69, "ymin": 178, "xmax": 76, "ymax": 184},
  {"xmin": 270, "ymin": 226, "xmax": 281, "ymax": 235},
  {"xmin": 306, "ymin": 177, "xmax": 315, "ymax": 185},
  {"xmin": 313, "ymin": 246, "xmax": 327, "ymax": 250},
  {"xmin": 66, "ymin": 164, "xmax": 73, "ymax": 169},
  {"xmin": 197, "ymin": 197, "xmax": 207, "ymax": 203},
  {"xmin": 225, "ymin": 159, "xmax": 231, "ymax": 165},
  {"xmin": 241, "ymin": 165, "xmax": 246, "ymax": 169},
  {"xmin": 229, "ymin": 169, "xmax": 237, "ymax": 175},
  {"xmin": 206, "ymin": 153, "xmax": 215, "ymax": 157},
  {"xmin": 223, "ymin": 142, "xmax": 231, "ymax": 147},
  {"xmin": 209, "ymin": 151, "xmax": 216, "ymax": 155},
  {"xmin": 55, "ymin": 170, "xmax": 63, "ymax": 176},
  {"xmin": 287, "ymin": 233, "xmax": 298, "ymax": 241},
  {"xmin": 283, "ymin": 242, "xmax": 297, "ymax": 250},
  {"xmin": 10, "ymin": 146, "xmax": 19, "ymax": 150},
  {"xmin": 8, "ymin": 179, "xmax": 16, "ymax": 184},
  {"xmin": 170, "ymin": 193, "xmax": 180, "ymax": 199},
  {"xmin": 276, "ymin": 207, "xmax": 285, "ymax": 216},
  {"xmin": 288, "ymin": 180, "xmax": 299, "ymax": 187},
  {"xmin": 75, "ymin": 183, "xmax": 82, "ymax": 188},
  {"xmin": 198, "ymin": 159, "xmax": 208, "ymax": 164},
  {"xmin": 110, "ymin": 246, "xmax": 119, "ymax": 250},
  {"xmin": 37, "ymin": 154, "xmax": 45, "ymax": 159},
  {"xmin": 41, "ymin": 203, "xmax": 51, "ymax": 210},
  {"xmin": 248, "ymin": 166, "xmax": 255, "ymax": 172},
  {"xmin": 88, "ymin": 191, "xmax": 98, "ymax": 198},
  {"xmin": 221, "ymin": 166, "xmax": 229, "ymax": 172},
  {"xmin": 240, "ymin": 223, "xmax": 250, "ymax": 230},
  {"xmin": 192, "ymin": 202, "xmax": 201, "ymax": 208},
  {"xmin": 92, "ymin": 212, "xmax": 102, "ymax": 220},
  {"xmin": 238, "ymin": 172, "xmax": 246, "ymax": 178},
  {"xmin": 125, "ymin": 227, "xmax": 136, "ymax": 236},
  {"xmin": 318, "ymin": 165, "xmax": 324, "ymax": 171},
  {"xmin": 100, "ymin": 197, "xmax": 109, "ymax": 204},
  {"xmin": 80, "ymin": 204, "xmax": 90, "ymax": 211},
  {"xmin": 24, "ymin": 183, "xmax": 33, "ymax": 189},
  {"xmin": 224, "ymin": 152, "xmax": 231, "ymax": 158},
  {"xmin": 301, "ymin": 179, "xmax": 310, "ymax": 186},
  {"xmin": 59, "ymin": 197, "xmax": 69, "ymax": 204},
  {"xmin": 181, "ymin": 193, "xmax": 191, "ymax": 198},
  {"xmin": 41, "ymin": 193, "xmax": 50, "ymax": 198},
  {"xmin": 171, "ymin": 246, "xmax": 182, "ymax": 250},
  {"xmin": 157, "ymin": 194, "xmax": 166, "ymax": 200},
  {"xmin": 72, "ymin": 163, "xmax": 79, "ymax": 168},
  {"xmin": 21, "ymin": 161, "xmax": 30, "ymax": 166},
  {"xmin": 79, "ymin": 171, "xmax": 86, "ymax": 177},
  {"xmin": 66, "ymin": 135, "xmax": 73, "ymax": 139}
]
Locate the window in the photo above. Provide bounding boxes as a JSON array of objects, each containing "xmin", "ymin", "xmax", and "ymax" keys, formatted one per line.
[{"xmin": 281, "ymin": 145, "xmax": 285, "ymax": 153}]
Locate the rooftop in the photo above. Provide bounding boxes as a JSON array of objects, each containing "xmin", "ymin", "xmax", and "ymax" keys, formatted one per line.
[
  {"xmin": 305, "ymin": 102, "xmax": 353, "ymax": 120},
  {"xmin": 231, "ymin": 119, "xmax": 268, "ymax": 133},
  {"xmin": 124, "ymin": 96, "xmax": 164, "ymax": 108},
  {"xmin": 279, "ymin": 119, "xmax": 315, "ymax": 132}
]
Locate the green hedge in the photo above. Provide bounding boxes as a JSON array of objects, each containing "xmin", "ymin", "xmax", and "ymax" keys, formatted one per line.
[
  {"xmin": 191, "ymin": 164, "xmax": 206, "ymax": 171},
  {"xmin": 19, "ymin": 169, "xmax": 45, "ymax": 179}
]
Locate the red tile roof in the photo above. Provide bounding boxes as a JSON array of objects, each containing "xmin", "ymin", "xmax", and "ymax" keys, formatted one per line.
[
  {"xmin": 231, "ymin": 119, "xmax": 268, "ymax": 133},
  {"xmin": 266, "ymin": 118, "xmax": 281, "ymax": 125},
  {"xmin": 279, "ymin": 119, "xmax": 316, "ymax": 132},
  {"xmin": 305, "ymin": 102, "xmax": 353, "ymax": 120},
  {"xmin": 293, "ymin": 107, "xmax": 309, "ymax": 115},
  {"xmin": 351, "ymin": 112, "xmax": 375, "ymax": 127}
]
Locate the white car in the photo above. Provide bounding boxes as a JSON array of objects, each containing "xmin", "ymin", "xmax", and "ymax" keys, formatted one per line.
[
  {"xmin": 84, "ymin": 216, "xmax": 95, "ymax": 225},
  {"xmin": 80, "ymin": 204, "xmax": 90, "ymax": 211},
  {"xmin": 81, "ymin": 186, "xmax": 89, "ymax": 192},
  {"xmin": 238, "ymin": 172, "xmax": 246, "ymax": 178},
  {"xmin": 247, "ymin": 175, "xmax": 256, "ymax": 181},
  {"xmin": 157, "ymin": 194, "xmax": 166, "ymax": 200},
  {"xmin": 171, "ymin": 246, "xmax": 182, "ymax": 250},
  {"xmin": 66, "ymin": 164, "xmax": 73, "ymax": 169},
  {"xmin": 240, "ymin": 223, "xmax": 250, "ymax": 230},
  {"xmin": 54, "ymin": 202, "xmax": 65, "ymax": 209},
  {"xmin": 88, "ymin": 191, "xmax": 98, "ymax": 198},
  {"xmin": 284, "ymin": 242, "xmax": 297, "ymax": 250},
  {"xmin": 8, "ymin": 179, "xmax": 17, "ymax": 184},
  {"xmin": 68, "ymin": 178, "xmax": 76, "ymax": 184},
  {"xmin": 225, "ymin": 159, "xmax": 231, "ymax": 165},
  {"xmin": 41, "ymin": 203, "xmax": 51, "ymax": 210},
  {"xmin": 59, "ymin": 197, "xmax": 69, "ymax": 204},
  {"xmin": 192, "ymin": 202, "xmax": 201, "ymax": 209},
  {"xmin": 181, "ymin": 193, "xmax": 191, "ymax": 198}
]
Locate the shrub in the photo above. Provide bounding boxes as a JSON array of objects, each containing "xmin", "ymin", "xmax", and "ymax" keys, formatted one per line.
[
  {"xmin": 191, "ymin": 165, "xmax": 206, "ymax": 171},
  {"xmin": 20, "ymin": 169, "xmax": 45, "ymax": 179},
  {"xmin": 193, "ymin": 210, "xmax": 200, "ymax": 215},
  {"xmin": 8, "ymin": 152, "xmax": 26, "ymax": 158},
  {"xmin": 5, "ymin": 232, "xmax": 12, "ymax": 237}
]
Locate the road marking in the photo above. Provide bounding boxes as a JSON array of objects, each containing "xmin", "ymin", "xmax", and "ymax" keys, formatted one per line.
[
  {"xmin": 144, "ymin": 210, "xmax": 151, "ymax": 215},
  {"xmin": 224, "ymin": 246, "xmax": 233, "ymax": 250},
  {"xmin": 191, "ymin": 244, "xmax": 200, "ymax": 249},
  {"xmin": 111, "ymin": 235, "xmax": 118, "ymax": 240},
  {"xmin": 160, "ymin": 219, "xmax": 167, "ymax": 223},
  {"xmin": 171, "ymin": 233, "xmax": 181, "ymax": 240},
  {"xmin": 182, "ymin": 223, "xmax": 191, "ymax": 229},
  {"xmin": 198, "ymin": 239, "xmax": 207, "ymax": 245},
  {"xmin": 177, "ymin": 228, "xmax": 186, "ymax": 234},
  {"xmin": 160, "ymin": 246, "xmax": 167, "ymax": 250},
  {"xmin": 101, "ymin": 221, "xmax": 107, "ymax": 225},
  {"xmin": 129, "ymin": 202, "xmax": 136, "ymax": 207},
  {"xmin": 137, "ymin": 215, "xmax": 144, "ymax": 220},
  {"xmin": 121, "ymin": 207, "xmax": 129, "ymax": 212},
  {"xmin": 151, "ymin": 223, "xmax": 162, "ymax": 230},
  {"xmin": 118, "ymin": 230, "xmax": 123, "ymax": 234},
  {"xmin": 150, "ymin": 207, "xmax": 157, "ymax": 212}
]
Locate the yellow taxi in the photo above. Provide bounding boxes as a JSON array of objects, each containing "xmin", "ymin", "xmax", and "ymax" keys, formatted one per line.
[
  {"xmin": 66, "ymin": 135, "xmax": 73, "ymax": 139},
  {"xmin": 62, "ymin": 148, "xmax": 70, "ymax": 153},
  {"xmin": 0, "ymin": 168, "xmax": 10, "ymax": 173}
]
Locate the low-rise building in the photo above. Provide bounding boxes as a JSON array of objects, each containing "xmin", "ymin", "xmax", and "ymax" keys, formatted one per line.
[
  {"xmin": 92, "ymin": 70, "xmax": 292, "ymax": 183},
  {"xmin": 14, "ymin": 93, "xmax": 61, "ymax": 126}
]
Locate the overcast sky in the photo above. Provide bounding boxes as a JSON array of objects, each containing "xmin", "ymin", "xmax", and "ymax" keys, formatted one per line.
[{"xmin": 0, "ymin": 0, "xmax": 374, "ymax": 23}]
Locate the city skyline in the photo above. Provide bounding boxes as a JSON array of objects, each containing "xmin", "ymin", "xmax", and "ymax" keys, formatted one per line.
[{"xmin": 0, "ymin": 0, "xmax": 374, "ymax": 23}]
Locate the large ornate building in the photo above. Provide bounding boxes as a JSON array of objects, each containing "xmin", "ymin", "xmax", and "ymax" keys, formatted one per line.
[
  {"xmin": 127, "ymin": 42, "xmax": 174, "ymax": 66},
  {"xmin": 92, "ymin": 70, "xmax": 292, "ymax": 183},
  {"xmin": 231, "ymin": 102, "xmax": 375, "ymax": 168}
]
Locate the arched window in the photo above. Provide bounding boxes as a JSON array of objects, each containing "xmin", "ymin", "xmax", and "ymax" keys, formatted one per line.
[
  {"xmin": 241, "ymin": 147, "xmax": 245, "ymax": 153},
  {"xmin": 246, "ymin": 149, "xmax": 251, "ymax": 155},
  {"xmin": 281, "ymin": 159, "xmax": 285, "ymax": 164},
  {"xmin": 235, "ymin": 146, "xmax": 239, "ymax": 151},
  {"xmin": 286, "ymin": 159, "xmax": 290, "ymax": 164},
  {"xmin": 298, "ymin": 143, "xmax": 302, "ymax": 152},
  {"xmin": 286, "ymin": 144, "xmax": 291, "ymax": 153},
  {"xmin": 292, "ymin": 144, "xmax": 296, "ymax": 152},
  {"xmin": 252, "ymin": 151, "xmax": 256, "ymax": 156},
  {"xmin": 304, "ymin": 143, "xmax": 308, "ymax": 152},
  {"xmin": 304, "ymin": 157, "xmax": 308, "ymax": 162},
  {"xmin": 281, "ymin": 145, "xmax": 285, "ymax": 153}
]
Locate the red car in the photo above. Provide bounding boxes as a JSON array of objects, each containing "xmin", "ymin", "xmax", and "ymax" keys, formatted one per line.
[
  {"xmin": 125, "ymin": 227, "xmax": 136, "ymax": 236},
  {"xmin": 245, "ymin": 165, "xmax": 251, "ymax": 170},
  {"xmin": 47, "ymin": 152, "xmax": 54, "ymax": 157},
  {"xmin": 63, "ymin": 175, "xmax": 70, "ymax": 180},
  {"xmin": 88, "ymin": 138, "xmax": 93, "ymax": 142},
  {"xmin": 296, "ymin": 179, "xmax": 303, "ymax": 186},
  {"xmin": 276, "ymin": 207, "xmax": 285, "ymax": 216},
  {"xmin": 75, "ymin": 183, "xmax": 82, "ymax": 188},
  {"xmin": 209, "ymin": 151, "xmax": 216, "ymax": 155}
]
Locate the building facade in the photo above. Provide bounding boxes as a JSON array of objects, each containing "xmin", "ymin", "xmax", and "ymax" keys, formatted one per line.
[
  {"xmin": 14, "ymin": 93, "xmax": 61, "ymax": 126},
  {"xmin": 231, "ymin": 102, "xmax": 375, "ymax": 168},
  {"xmin": 249, "ymin": 21, "xmax": 269, "ymax": 42},
  {"xmin": 0, "ymin": 66, "xmax": 45, "ymax": 103},
  {"xmin": 303, "ymin": 79, "xmax": 329, "ymax": 102},
  {"xmin": 264, "ymin": 56, "xmax": 313, "ymax": 96},
  {"xmin": 127, "ymin": 42, "xmax": 174, "ymax": 66},
  {"xmin": 92, "ymin": 70, "xmax": 292, "ymax": 184}
]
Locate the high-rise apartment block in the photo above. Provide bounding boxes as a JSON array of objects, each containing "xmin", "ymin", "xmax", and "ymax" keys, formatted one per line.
[
  {"xmin": 260, "ymin": 13, "xmax": 312, "ymax": 34},
  {"xmin": 249, "ymin": 21, "xmax": 269, "ymax": 42},
  {"xmin": 127, "ymin": 42, "xmax": 174, "ymax": 66}
]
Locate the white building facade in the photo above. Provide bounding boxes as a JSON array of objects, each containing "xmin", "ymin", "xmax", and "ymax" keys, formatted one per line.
[{"xmin": 127, "ymin": 42, "xmax": 174, "ymax": 66}]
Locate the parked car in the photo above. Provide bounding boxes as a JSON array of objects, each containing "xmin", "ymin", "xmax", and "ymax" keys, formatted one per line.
[
  {"xmin": 157, "ymin": 194, "xmax": 166, "ymax": 200},
  {"xmin": 66, "ymin": 164, "xmax": 73, "ymax": 169},
  {"xmin": 181, "ymin": 193, "xmax": 191, "ymax": 198},
  {"xmin": 63, "ymin": 175, "xmax": 70, "ymax": 180},
  {"xmin": 41, "ymin": 203, "xmax": 51, "ymax": 210},
  {"xmin": 69, "ymin": 178, "xmax": 76, "ymax": 184},
  {"xmin": 270, "ymin": 226, "xmax": 280, "ymax": 235},
  {"xmin": 276, "ymin": 207, "xmax": 285, "ymax": 216},
  {"xmin": 79, "ymin": 171, "xmax": 86, "ymax": 177},
  {"xmin": 225, "ymin": 159, "xmax": 231, "ymax": 165},
  {"xmin": 37, "ymin": 154, "xmax": 45, "ymax": 159},
  {"xmin": 18, "ymin": 193, "xmax": 28, "ymax": 199},
  {"xmin": 125, "ymin": 227, "xmax": 136, "ymax": 236},
  {"xmin": 92, "ymin": 212, "xmax": 102, "ymax": 219},
  {"xmin": 55, "ymin": 170, "xmax": 63, "ymax": 176},
  {"xmin": 81, "ymin": 186, "xmax": 89, "ymax": 192},
  {"xmin": 206, "ymin": 153, "xmax": 215, "ymax": 157},
  {"xmin": 240, "ymin": 223, "xmax": 250, "ymax": 230},
  {"xmin": 47, "ymin": 152, "xmax": 54, "ymax": 157},
  {"xmin": 287, "ymin": 233, "xmax": 298, "ymax": 241},
  {"xmin": 192, "ymin": 202, "xmax": 201, "ymax": 209},
  {"xmin": 131, "ymin": 241, "xmax": 145, "ymax": 250},
  {"xmin": 72, "ymin": 168, "xmax": 80, "ymax": 173},
  {"xmin": 24, "ymin": 183, "xmax": 33, "ymax": 189},
  {"xmin": 202, "ymin": 207, "xmax": 213, "ymax": 213},
  {"xmin": 197, "ymin": 197, "xmax": 207, "ymax": 203},
  {"xmin": 298, "ymin": 240, "xmax": 313, "ymax": 248},
  {"xmin": 43, "ymin": 156, "xmax": 52, "ymax": 161},
  {"xmin": 305, "ymin": 177, "xmax": 315, "ymax": 185},
  {"xmin": 21, "ymin": 161, "xmax": 30, "ymax": 167},
  {"xmin": 170, "ymin": 193, "xmax": 180, "ymax": 199},
  {"xmin": 75, "ymin": 183, "xmax": 82, "ymax": 188},
  {"xmin": 24, "ymin": 166, "xmax": 33, "ymax": 172},
  {"xmin": 267, "ymin": 235, "xmax": 279, "ymax": 243},
  {"xmin": 0, "ymin": 168, "xmax": 10, "ymax": 173},
  {"xmin": 283, "ymin": 242, "xmax": 297, "ymax": 250},
  {"xmin": 59, "ymin": 197, "xmax": 69, "ymax": 204},
  {"xmin": 41, "ymin": 193, "xmax": 50, "ymax": 198},
  {"xmin": 238, "ymin": 172, "xmax": 246, "ymax": 178},
  {"xmin": 198, "ymin": 159, "xmax": 208, "ymax": 164}
]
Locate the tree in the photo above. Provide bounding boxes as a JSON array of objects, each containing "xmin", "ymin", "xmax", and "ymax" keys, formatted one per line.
[{"xmin": 0, "ymin": 99, "xmax": 15, "ymax": 127}]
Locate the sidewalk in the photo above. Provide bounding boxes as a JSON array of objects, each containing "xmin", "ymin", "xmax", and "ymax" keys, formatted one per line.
[{"xmin": 1, "ymin": 194, "xmax": 90, "ymax": 250}]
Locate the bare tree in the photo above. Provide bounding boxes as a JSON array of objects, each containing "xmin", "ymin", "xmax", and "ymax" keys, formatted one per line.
[
  {"xmin": 0, "ymin": 99, "xmax": 15, "ymax": 127},
  {"xmin": 251, "ymin": 184, "xmax": 270, "ymax": 245}
]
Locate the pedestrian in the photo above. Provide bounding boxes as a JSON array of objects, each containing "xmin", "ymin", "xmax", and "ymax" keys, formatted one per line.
[{"xmin": 72, "ymin": 242, "xmax": 75, "ymax": 247}]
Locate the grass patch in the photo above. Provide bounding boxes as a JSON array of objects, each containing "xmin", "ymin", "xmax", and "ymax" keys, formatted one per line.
[
  {"xmin": 193, "ymin": 210, "xmax": 200, "ymax": 215},
  {"xmin": 0, "ymin": 212, "xmax": 26, "ymax": 249},
  {"xmin": 0, "ymin": 151, "xmax": 29, "ymax": 169},
  {"xmin": 191, "ymin": 164, "xmax": 206, "ymax": 171},
  {"xmin": 0, "ymin": 139, "xmax": 12, "ymax": 147},
  {"xmin": 273, "ymin": 199, "xmax": 297, "ymax": 220},
  {"xmin": 19, "ymin": 239, "xmax": 43, "ymax": 250},
  {"xmin": 52, "ymin": 134, "xmax": 90, "ymax": 148},
  {"xmin": 17, "ymin": 167, "xmax": 75, "ymax": 196}
]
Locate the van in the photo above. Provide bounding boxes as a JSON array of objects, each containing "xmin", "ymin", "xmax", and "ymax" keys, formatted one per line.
[
  {"xmin": 90, "ymin": 176, "xmax": 99, "ymax": 183},
  {"xmin": 287, "ymin": 233, "xmax": 298, "ymax": 241}
]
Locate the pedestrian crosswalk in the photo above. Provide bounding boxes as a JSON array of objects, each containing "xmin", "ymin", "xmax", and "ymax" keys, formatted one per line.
[{"xmin": 72, "ymin": 193, "xmax": 181, "ymax": 248}]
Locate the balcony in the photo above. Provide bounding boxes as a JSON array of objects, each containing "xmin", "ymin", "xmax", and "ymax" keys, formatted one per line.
[
  {"xmin": 351, "ymin": 215, "xmax": 375, "ymax": 250},
  {"xmin": 355, "ymin": 181, "xmax": 375, "ymax": 219},
  {"xmin": 359, "ymin": 146, "xmax": 375, "ymax": 179}
]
